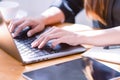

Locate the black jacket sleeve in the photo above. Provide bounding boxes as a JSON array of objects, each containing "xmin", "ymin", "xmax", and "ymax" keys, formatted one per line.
[{"xmin": 51, "ymin": 0, "xmax": 84, "ymax": 23}]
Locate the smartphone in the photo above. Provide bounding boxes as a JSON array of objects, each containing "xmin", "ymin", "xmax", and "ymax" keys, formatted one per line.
[{"xmin": 23, "ymin": 57, "xmax": 120, "ymax": 80}]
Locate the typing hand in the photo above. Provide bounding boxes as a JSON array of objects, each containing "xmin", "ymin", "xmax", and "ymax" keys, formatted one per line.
[
  {"xmin": 31, "ymin": 27, "xmax": 81, "ymax": 49},
  {"xmin": 8, "ymin": 17, "xmax": 46, "ymax": 38}
]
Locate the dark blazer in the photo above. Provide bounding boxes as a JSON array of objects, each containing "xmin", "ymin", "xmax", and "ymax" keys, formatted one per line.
[{"xmin": 52, "ymin": 0, "xmax": 120, "ymax": 29}]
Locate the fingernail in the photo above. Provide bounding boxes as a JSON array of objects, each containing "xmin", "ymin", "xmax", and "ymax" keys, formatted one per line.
[
  {"xmin": 38, "ymin": 45, "xmax": 42, "ymax": 49},
  {"xmin": 12, "ymin": 33, "xmax": 16, "ymax": 37},
  {"xmin": 31, "ymin": 42, "xmax": 37, "ymax": 47},
  {"xmin": 27, "ymin": 32, "xmax": 31, "ymax": 37},
  {"xmin": 9, "ymin": 28, "xmax": 13, "ymax": 33},
  {"xmin": 12, "ymin": 33, "xmax": 15, "ymax": 37}
]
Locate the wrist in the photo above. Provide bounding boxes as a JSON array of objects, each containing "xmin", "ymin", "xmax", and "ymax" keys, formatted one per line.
[
  {"xmin": 78, "ymin": 34, "xmax": 88, "ymax": 45},
  {"xmin": 76, "ymin": 31, "xmax": 92, "ymax": 45},
  {"xmin": 38, "ymin": 15, "xmax": 48, "ymax": 25},
  {"xmin": 40, "ymin": 7, "xmax": 65, "ymax": 26}
]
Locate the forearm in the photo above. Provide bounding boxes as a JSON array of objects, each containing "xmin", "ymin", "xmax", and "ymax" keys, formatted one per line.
[
  {"xmin": 79, "ymin": 26, "xmax": 120, "ymax": 46},
  {"xmin": 40, "ymin": 7, "xmax": 65, "ymax": 25}
]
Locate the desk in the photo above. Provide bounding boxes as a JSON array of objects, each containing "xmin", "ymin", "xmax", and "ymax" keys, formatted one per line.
[{"xmin": 0, "ymin": 23, "xmax": 120, "ymax": 80}]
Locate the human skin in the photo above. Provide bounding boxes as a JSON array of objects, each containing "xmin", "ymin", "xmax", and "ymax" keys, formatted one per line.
[{"xmin": 8, "ymin": 7, "xmax": 120, "ymax": 48}]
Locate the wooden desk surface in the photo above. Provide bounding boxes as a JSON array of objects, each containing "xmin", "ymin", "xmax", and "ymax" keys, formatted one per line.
[
  {"xmin": 0, "ymin": 48, "xmax": 120, "ymax": 80},
  {"xmin": 0, "ymin": 23, "xmax": 120, "ymax": 80},
  {"xmin": 0, "ymin": 48, "xmax": 84, "ymax": 80}
]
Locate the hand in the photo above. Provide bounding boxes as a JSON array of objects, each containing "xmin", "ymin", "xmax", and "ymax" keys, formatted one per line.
[
  {"xmin": 8, "ymin": 16, "xmax": 46, "ymax": 37},
  {"xmin": 31, "ymin": 27, "xmax": 81, "ymax": 48}
]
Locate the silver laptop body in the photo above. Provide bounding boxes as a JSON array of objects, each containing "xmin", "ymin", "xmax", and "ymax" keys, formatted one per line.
[{"xmin": 0, "ymin": 23, "xmax": 86, "ymax": 65}]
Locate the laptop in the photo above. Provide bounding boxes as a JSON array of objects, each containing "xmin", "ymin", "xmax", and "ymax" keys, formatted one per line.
[{"xmin": 0, "ymin": 23, "xmax": 86, "ymax": 65}]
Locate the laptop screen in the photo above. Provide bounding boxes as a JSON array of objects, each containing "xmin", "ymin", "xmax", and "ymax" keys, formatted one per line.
[{"xmin": 0, "ymin": 23, "xmax": 23, "ymax": 62}]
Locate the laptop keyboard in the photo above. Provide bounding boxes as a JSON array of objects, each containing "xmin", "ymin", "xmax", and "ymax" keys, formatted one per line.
[
  {"xmin": 13, "ymin": 28, "xmax": 85, "ymax": 62},
  {"xmin": 14, "ymin": 36, "xmax": 57, "ymax": 59}
]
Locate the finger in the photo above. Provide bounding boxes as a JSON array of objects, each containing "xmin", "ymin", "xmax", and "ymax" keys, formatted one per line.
[
  {"xmin": 31, "ymin": 38, "xmax": 42, "ymax": 48},
  {"xmin": 31, "ymin": 27, "xmax": 60, "ymax": 48},
  {"xmin": 31, "ymin": 28, "xmax": 54, "ymax": 47},
  {"xmin": 31, "ymin": 31, "xmax": 61, "ymax": 48},
  {"xmin": 27, "ymin": 25, "xmax": 44, "ymax": 37},
  {"xmin": 8, "ymin": 18, "xmax": 25, "ymax": 33},
  {"xmin": 13, "ymin": 20, "xmax": 31, "ymax": 37},
  {"xmin": 52, "ymin": 38, "xmax": 64, "ymax": 47},
  {"xmin": 38, "ymin": 27, "xmax": 60, "ymax": 39},
  {"xmin": 38, "ymin": 38, "xmax": 48, "ymax": 49},
  {"xmin": 31, "ymin": 34, "xmax": 48, "ymax": 48},
  {"xmin": 38, "ymin": 27, "xmax": 55, "ymax": 37},
  {"xmin": 8, "ymin": 19, "xmax": 17, "ymax": 31},
  {"xmin": 38, "ymin": 32, "xmax": 62, "ymax": 48}
]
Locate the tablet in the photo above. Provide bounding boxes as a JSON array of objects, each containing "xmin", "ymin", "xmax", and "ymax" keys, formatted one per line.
[{"xmin": 23, "ymin": 57, "xmax": 120, "ymax": 80}]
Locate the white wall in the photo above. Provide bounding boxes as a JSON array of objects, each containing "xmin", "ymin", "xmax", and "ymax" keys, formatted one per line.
[
  {"xmin": 75, "ymin": 10, "xmax": 92, "ymax": 26},
  {"xmin": 3, "ymin": 0, "xmax": 54, "ymax": 17},
  {"xmin": 3, "ymin": 0, "xmax": 92, "ymax": 26}
]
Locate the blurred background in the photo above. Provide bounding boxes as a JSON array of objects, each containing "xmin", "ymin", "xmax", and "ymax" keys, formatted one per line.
[{"xmin": 1, "ymin": 0, "xmax": 92, "ymax": 26}]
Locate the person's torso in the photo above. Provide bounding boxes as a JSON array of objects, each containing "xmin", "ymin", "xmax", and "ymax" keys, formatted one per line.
[
  {"xmin": 112, "ymin": 0, "xmax": 120, "ymax": 27},
  {"xmin": 98, "ymin": 0, "xmax": 120, "ymax": 29}
]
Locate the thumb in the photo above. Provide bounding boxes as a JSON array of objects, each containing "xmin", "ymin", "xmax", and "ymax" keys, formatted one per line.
[
  {"xmin": 27, "ymin": 30, "xmax": 34, "ymax": 37},
  {"xmin": 52, "ymin": 38, "xmax": 63, "ymax": 47},
  {"xmin": 27, "ymin": 26, "xmax": 44, "ymax": 37},
  {"xmin": 27, "ymin": 28, "xmax": 38, "ymax": 37}
]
